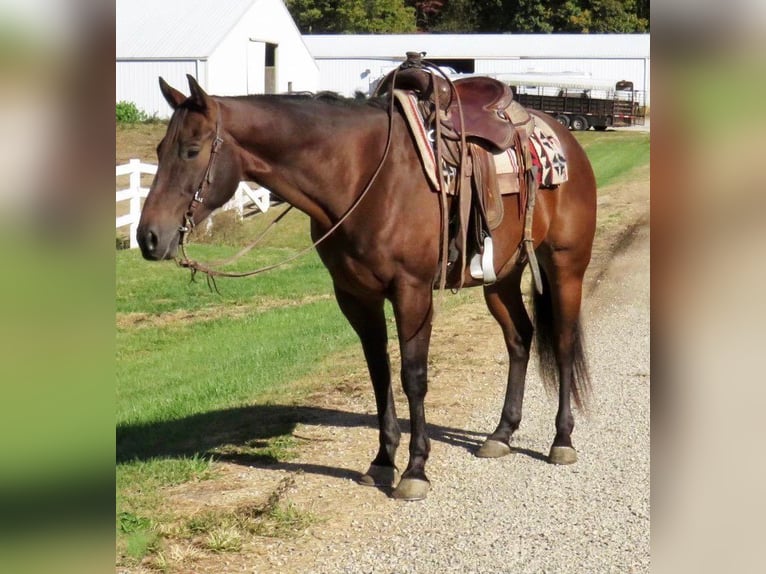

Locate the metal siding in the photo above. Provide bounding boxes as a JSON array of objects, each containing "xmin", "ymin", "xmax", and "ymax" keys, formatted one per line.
[
  {"xmin": 116, "ymin": 60, "xmax": 198, "ymax": 118},
  {"xmin": 316, "ymin": 59, "xmax": 394, "ymax": 95},
  {"xmin": 116, "ymin": 0, "xmax": 258, "ymax": 58}
]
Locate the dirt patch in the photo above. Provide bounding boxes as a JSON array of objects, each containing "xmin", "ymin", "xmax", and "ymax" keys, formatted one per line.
[
  {"xmin": 116, "ymin": 294, "xmax": 333, "ymax": 330},
  {"xmin": 116, "ymin": 123, "xmax": 167, "ymax": 166},
  {"xmin": 587, "ymin": 164, "xmax": 649, "ymax": 292},
  {"xmin": 117, "ymin": 165, "xmax": 649, "ymax": 573}
]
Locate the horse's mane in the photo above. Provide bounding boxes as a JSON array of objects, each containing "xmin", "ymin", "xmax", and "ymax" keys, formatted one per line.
[{"xmin": 225, "ymin": 91, "xmax": 388, "ymax": 110}]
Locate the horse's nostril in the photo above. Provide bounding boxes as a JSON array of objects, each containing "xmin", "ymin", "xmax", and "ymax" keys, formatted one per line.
[{"xmin": 144, "ymin": 229, "xmax": 158, "ymax": 253}]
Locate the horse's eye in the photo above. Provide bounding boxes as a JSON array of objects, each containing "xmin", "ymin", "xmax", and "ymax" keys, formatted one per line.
[{"xmin": 185, "ymin": 148, "xmax": 200, "ymax": 160}]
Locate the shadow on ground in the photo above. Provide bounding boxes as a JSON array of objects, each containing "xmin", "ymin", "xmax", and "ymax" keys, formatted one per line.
[{"xmin": 116, "ymin": 404, "xmax": 533, "ymax": 481}]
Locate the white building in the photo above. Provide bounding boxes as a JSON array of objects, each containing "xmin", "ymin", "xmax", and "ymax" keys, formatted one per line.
[
  {"xmin": 116, "ymin": 0, "xmax": 319, "ymax": 118},
  {"xmin": 303, "ymin": 34, "xmax": 650, "ymax": 104}
]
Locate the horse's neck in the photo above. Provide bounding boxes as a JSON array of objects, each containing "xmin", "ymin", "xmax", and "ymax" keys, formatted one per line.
[{"xmin": 223, "ymin": 97, "xmax": 387, "ymax": 227}]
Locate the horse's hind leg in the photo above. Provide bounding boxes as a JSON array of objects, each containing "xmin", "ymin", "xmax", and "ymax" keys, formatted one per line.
[
  {"xmin": 333, "ymin": 286, "xmax": 400, "ymax": 487},
  {"xmin": 476, "ymin": 268, "xmax": 533, "ymax": 458},
  {"xmin": 536, "ymin": 258, "xmax": 591, "ymax": 465}
]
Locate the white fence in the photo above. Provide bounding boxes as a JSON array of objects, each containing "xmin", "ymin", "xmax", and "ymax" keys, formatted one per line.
[{"xmin": 116, "ymin": 159, "xmax": 271, "ymax": 249}]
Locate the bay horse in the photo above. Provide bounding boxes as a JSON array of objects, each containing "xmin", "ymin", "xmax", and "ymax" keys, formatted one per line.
[{"xmin": 136, "ymin": 74, "xmax": 596, "ymax": 501}]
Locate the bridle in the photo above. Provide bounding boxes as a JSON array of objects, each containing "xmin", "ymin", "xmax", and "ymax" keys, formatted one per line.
[{"xmin": 178, "ymin": 113, "xmax": 223, "ymax": 248}]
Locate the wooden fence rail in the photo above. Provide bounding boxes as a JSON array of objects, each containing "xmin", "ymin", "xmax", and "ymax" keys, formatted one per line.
[{"xmin": 116, "ymin": 159, "xmax": 270, "ymax": 249}]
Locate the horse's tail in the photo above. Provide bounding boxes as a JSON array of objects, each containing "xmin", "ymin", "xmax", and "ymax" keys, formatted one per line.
[{"xmin": 532, "ymin": 271, "xmax": 591, "ymax": 413}]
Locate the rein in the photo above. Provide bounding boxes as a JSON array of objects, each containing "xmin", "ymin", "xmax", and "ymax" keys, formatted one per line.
[{"xmin": 176, "ymin": 88, "xmax": 399, "ymax": 284}]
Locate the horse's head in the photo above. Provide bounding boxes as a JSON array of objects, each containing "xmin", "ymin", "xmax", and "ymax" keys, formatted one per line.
[{"xmin": 137, "ymin": 75, "xmax": 241, "ymax": 260}]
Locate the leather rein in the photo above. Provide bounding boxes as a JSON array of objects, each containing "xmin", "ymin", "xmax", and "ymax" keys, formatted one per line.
[{"xmin": 176, "ymin": 86, "xmax": 399, "ymax": 283}]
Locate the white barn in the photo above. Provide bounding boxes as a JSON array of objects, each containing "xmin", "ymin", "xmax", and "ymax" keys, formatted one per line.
[
  {"xmin": 303, "ymin": 34, "xmax": 650, "ymax": 104},
  {"xmin": 116, "ymin": 0, "xmax": 319, "ymax": 118}
]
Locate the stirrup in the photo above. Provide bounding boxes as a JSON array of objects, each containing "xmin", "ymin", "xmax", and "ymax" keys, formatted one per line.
[{"xmin": 469, "ymin": 236, "xmax": 496, "ymax": 284}]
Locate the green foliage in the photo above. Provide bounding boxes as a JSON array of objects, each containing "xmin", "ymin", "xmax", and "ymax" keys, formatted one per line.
[
  {"xmin": 287, "ymin": 0, "xmax": 648, "ymax": 32},
  {"xmin": 118, "ymin": 511, "xmax": 152, "ymax": 534},
  {"xmin": 116, "ymin": 101, "xmax": 156, "ymax": 124},
  {"xmin": 117, "ymin": 511, "xmax": 160, "ymax": 561},
  {"xmin": 561, "ymin": 0, "xmax": 649, "ymax": 33},
  {"xmin": 287, "ymin": 0, "xmax": 417, "ymax": 33},
  {"xmin": 428, "ymin": 0, "xmax": 478, "ymax": 32},
  {"xmin": 409, "ymin": 1, "xmax": 445, "ymax": 30},
  {"xmin": 417, "ymin": 0, "xmax": 649, "ymax": 32}
]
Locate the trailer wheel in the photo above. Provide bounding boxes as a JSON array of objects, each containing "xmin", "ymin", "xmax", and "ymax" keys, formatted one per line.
[
  {"xmin": 571, "ymin": 116, "xmax": 589, "ymax": 131},
  {"xmin": 555, "ymin": 115, "xmax": 570, "ymax": 128}
]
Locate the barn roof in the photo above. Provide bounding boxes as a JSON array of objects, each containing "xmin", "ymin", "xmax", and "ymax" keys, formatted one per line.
[
  {"xmin": 303, "ymin": 34, "xmax": 650, "ymax": 60},
  {"xmin": 116, "ymin": 0, "xmax": 261, "ymax": 59}
]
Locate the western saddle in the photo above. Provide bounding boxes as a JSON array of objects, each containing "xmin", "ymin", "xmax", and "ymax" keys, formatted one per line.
[{"xmin": 375, "ymin": 52, "xmax": 542, "ymax": 292}]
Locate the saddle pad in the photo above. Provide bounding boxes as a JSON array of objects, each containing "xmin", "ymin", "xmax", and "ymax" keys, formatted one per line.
[
  {"xmin": 394, "ymin": 90, "xmax": 440, "ymax": 189},
  {"xmin": 530, "ymin": 121, "xmax": 568, "ymax": 187},
  {"xmin": 394, "ymin": 89, "xmax": 567, "ymax": 193},
  {"xmin": 492, "ymin": 147, "xmax": 520, "ymax": 195}
]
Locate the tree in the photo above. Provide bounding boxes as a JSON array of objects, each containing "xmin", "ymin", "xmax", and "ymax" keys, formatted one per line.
[
  {"xmin": 429, "ymin": 0, "xmax": 481, "ymax": 32},
  {"xmin": 569, "ymin": 0, "xmax": 649, "ymax": 33},
  {"xmin": 287, "ymin": 0, "xmax": 649, "ymax": 33},
  {"xmin": 287, "ymin": 0, "xmax": 417, "ymax": 33},
  {"xmin": 407, "ymin": 1, "xmax": 445, "ymax": 30}
]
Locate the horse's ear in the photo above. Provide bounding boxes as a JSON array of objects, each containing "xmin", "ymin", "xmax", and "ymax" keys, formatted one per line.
[
  {"xmin": 158, "ymin": 77, "xmax": 186, "ymax": 109},
  {"xmin": 186, "ymin": 74, "xmax": 211, "ymax": 111}
]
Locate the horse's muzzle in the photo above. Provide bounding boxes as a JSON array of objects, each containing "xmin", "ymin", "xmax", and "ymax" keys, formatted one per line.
[{"xmin": 136, "ymin": 225, "xmax": 179, "ymax": 261}]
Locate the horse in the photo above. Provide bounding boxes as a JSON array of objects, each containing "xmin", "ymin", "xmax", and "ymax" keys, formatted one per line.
[{"xmin": 136, "ymin": 74, "xmax": 596, "ymax": 501}]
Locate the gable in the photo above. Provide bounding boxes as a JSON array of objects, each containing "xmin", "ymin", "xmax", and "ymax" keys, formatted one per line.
[{"xmin": 116, "ymin": 0, "xmax": 259, "ymax": 59}]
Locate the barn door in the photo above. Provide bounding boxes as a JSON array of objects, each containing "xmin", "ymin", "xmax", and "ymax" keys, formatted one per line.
[
  {"xmin": 264, "ymin": 43, "xmax": 277, "ymax": 94},
  {"xmin": 247, "ymin": 41, "xmax": 277, "ymax": 94}
]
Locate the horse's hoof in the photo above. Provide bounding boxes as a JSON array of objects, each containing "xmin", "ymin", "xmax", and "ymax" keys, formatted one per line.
[
  {"xmin": 359, "ymin": 464, "xmax": 399, "ymax": 487},
  {"xmin": 476, "ymin": 439, "xmax": 513, "ymax": 458},
  {"xmin": 549, "ymin": 445, "xmax": 578, "ymax": 465},
  {"xmin": 391, "ymin": 478, "xmax": 430, "ymax": 501}
]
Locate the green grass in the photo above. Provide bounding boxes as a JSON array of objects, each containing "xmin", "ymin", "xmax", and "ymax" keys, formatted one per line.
[
  {"xmin": 116, "ymin": 211, "xmax": 330, "ymax": 316},
  {"xmin": 574, "ymin": 131, "xmax": 650, "ymax": 189},
  {"xmin": 117, "ymin": 298, "xmax": 355, "ymax": 431},
  {"xmin": 117, "ymin": 455, "xmax": 215, "ymax": 492},
  {"xmin": 116, "ymin": 208, "xmax": 352, "ymax": 565}
]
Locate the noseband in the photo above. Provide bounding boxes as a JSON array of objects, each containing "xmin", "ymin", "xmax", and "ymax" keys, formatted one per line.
[{"xmin": 178, "ymin": 113, "xmax": 223, "ymax": 246}]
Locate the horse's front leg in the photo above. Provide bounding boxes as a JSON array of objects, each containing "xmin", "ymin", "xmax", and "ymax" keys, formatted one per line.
[
  {"xmin": 333, "ymin": 286, "xmax": 400, "ymax": 487},
  {"xmin": 390, "ymin": 284, "xmax": 434, "ymax": 500}
]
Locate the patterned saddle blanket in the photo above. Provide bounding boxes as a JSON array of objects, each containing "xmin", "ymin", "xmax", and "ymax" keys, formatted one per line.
[{"xmin": 394, "ymin": 90, "xmax": 568, "ymax": 193}]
